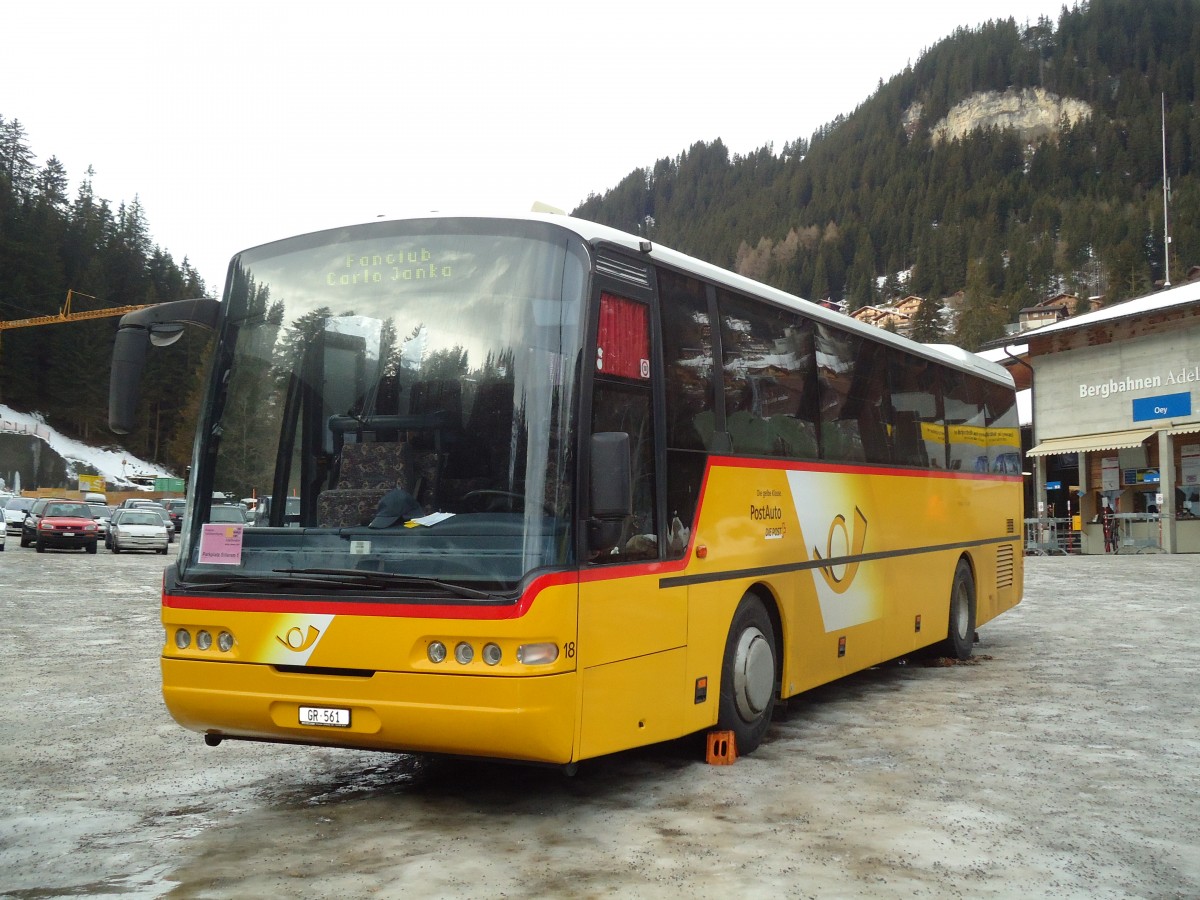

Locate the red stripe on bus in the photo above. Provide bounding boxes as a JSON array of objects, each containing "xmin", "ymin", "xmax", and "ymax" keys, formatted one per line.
[
  {"xmin": 163, "ymin": 456, "xmax": 1016, "ymax": 618},
  {"xmin": 164, "ymin": 570, "xmax": 579, "ymax": 619},
  {"xmin": 706, "ymin": 455, "xmax": 1023, "ymax": 481}
]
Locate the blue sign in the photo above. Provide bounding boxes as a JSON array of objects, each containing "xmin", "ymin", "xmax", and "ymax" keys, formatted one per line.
[
  {"xmin": 1132, "ymin": 391, "xmax": 1192, "ymax": 422},
  {"xmin": 1045, "ymin": 481, "xmax": 1062, "ymax": 490}
]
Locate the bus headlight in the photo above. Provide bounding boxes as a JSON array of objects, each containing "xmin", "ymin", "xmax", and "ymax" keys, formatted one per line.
[
  {"xmin": 482, "ymin": 643, "xmax": 502, "ymax": 666},
  {"xmin": 427, "ymin": 641, "xmax": 447, "ymax": 664},
  {"xmin": 454, "ymin": 642, "xmax": 474, "ymax": 665},
  {"xmin": 516, "ymin": 643, "xmax": 559, "ymax": 665},
  {"xmin": 175, "ymin": 628, "xmax": 191, "ymax": 649},
  {"xmin": 196, "ymin": 630, "xmax": 213, "ymax": 651},
  {"xmin": 218, "ymin": 631, "xmax": 235, "ymax": 653}
]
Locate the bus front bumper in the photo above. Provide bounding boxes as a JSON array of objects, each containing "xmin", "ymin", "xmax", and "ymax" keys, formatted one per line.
[{"xmin": 162, "ymin": 657, "xmax": 578, "ymax": 764}]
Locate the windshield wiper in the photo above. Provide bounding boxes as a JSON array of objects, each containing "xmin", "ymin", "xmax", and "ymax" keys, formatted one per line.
[
  {"xmin": 181, "ymin": 572, "xmax": 354, "ymax": 593},
  {"xmin": 273, "ymin": 568, "xmax": 507, "ymax": 600}
]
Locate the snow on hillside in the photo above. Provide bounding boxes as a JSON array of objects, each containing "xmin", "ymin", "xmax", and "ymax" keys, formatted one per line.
[{"xmin": 0, "ymin": 403, "xmax": 176, "ymax": 493}]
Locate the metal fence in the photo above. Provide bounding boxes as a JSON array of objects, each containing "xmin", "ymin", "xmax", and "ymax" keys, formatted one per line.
[{"xmin": 1024, "ymin": 517, "xmax": 1079, "ymax": 555}]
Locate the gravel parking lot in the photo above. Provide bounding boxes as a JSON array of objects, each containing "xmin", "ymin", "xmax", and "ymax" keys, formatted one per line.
[{"xmin": 1, "ymin": 545, "xmax": 1197, "ymax": 898}]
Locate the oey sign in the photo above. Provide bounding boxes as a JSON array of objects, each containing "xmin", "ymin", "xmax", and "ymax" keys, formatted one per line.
[{"xmin": 1132, "ymin": 391, "xmax": 1192, "ymax": 422}]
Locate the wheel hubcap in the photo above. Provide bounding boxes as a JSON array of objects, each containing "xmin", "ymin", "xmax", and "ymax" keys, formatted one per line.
[
  {"xmin": 953, "ymin": 581, "xmax": 969, "ymax": 638},
  {"xmin": 733, "ymin": 627, "xmax": 774, "ymax": 722}
]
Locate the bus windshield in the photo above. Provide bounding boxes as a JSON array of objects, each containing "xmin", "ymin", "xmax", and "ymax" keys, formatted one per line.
[{"xmin": 183, "ymin": 219, "xmax": 588, "ymax": 595}]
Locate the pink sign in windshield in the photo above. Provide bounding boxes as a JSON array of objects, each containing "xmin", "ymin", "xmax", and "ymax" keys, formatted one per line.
[{"xmin": 199, "ymin": 524, "xmax": 244, "ymax": 565}]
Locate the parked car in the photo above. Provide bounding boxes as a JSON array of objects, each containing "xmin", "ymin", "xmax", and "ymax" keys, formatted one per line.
[
  {"xmin": 88, "ymin": 503, "xmax": 115, "ymax": 540},
  {"xmin": 20, "ymin": 498, "xmax": 68, "ymax": 547},
  {"xmin": 253, "ymin": 495, "xmax": 300, "ymax": 526},
  {"xmin": 145, "ymin": 505, "xmax": 175, "ymax": 542},
  {"xmin": 162, "ymin": 498, "xmax": 186, "ymax": 533},
  {"xmin": 26, "ymin": 500, "xmax": 99, "ymax": 553},
  {"xmin": 120, "ymin": 498, "xmax": 163, "ymax": 509},
  {"xmin": 109, "ymin": 509, "xmax": 169, "ymax": 554},
  {"xmin": 208, "ymin": 505, "xmax": 248, "ymax": 525},
  {"xmin": 0, "ymin": 516, "xmax": 5, "ymax": 551},
  {"xmin": 105, "ymin": 508, "xmax": 144, "ymax": 549},
  {"xmin": 4, "ymin": 497, "xmax": 35, "ymax": 535}
]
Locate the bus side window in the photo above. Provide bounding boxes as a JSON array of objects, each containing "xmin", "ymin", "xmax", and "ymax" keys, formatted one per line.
[
  {"xmin": 888, "ymin": 350, "xmax": 945, "ymax": 468},
  {"xmin": 944, "ymin": 370, "xmax": 988, "ymax": 472},
  {"xmin": 659, "ymin": 270, "xmax": 714, "ymax": 557},
  {"xmin": 813, "ymin": 325, "xmax": 897, "ymax": 465},
  {"xmin": 590, "ymin": 383, "xmax": 658, "ymax": 563},
  {"xmin": 659, "ymin": 271, "xmax": 714, "ymax": 452},
  {"xmin": 718, "ymin": 290, "xmax": 818, "ymax": 459}
]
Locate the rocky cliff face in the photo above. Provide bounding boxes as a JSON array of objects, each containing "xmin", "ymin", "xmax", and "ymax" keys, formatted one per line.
[{"xmin": 913, "ymin": 87, "xmax": 1093, "ymax": 144}]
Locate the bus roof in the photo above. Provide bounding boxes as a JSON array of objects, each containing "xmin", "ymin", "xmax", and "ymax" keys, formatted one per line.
[
  {"xmin": 533, "ymin": 213, "xmax": 1013, "ymax": 388},
  {"xmin": 238, "ymin": 211, "xmax": 1014, "ymax": 389}
]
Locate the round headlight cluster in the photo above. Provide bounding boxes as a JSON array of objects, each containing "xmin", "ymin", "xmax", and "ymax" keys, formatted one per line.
[
  {"xmin": 427, "ymin": 639, "xmax": 504, "ymax": 666},
  {"xmin": 426, "ymin": 639, "xmax": 560, "ymax": 667},
  {"xmin": 173, "ymin": 628, "xmax": 235, "ymax": 653}
]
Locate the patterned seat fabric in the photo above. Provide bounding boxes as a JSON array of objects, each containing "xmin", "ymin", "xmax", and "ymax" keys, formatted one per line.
[{"xmin": 317, "ymin": 442, "xmax": 410, "ymax": 527}]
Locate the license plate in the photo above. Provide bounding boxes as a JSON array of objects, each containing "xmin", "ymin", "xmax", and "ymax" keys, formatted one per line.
[
  {"xmin": 63, "ymin": 532, "xmax": 75, "ymax": 537},
  {"xmin": 299, "ymin": 706, "xmax": 351, "ymax": 727}
]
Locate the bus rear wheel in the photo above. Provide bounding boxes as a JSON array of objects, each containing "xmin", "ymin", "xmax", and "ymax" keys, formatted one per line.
[
  {"xmin": 717, "ymin": 594, "xmax": 777, "ymax": 756},
  {"xmin": 937, "ymin": 559, "xmax": 977, "ymax": 660}
]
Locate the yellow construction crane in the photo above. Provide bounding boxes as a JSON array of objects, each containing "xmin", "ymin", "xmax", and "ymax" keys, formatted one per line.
[{"xmin": 0, "ymin": 290, "xmax": 151, "ymax": 355}]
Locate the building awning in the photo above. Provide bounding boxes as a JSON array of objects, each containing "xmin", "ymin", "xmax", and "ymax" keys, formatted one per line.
[
  {"xmin": 1168, "ymin": 422, "xmax": 1200, "ymax": 436},
  {"xmin": 1026, "ymin": 428, "xmax": 1157, "ymax": 457}
]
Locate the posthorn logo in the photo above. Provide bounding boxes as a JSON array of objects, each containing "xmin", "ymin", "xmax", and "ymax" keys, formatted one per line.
[{"xmin": 277, "ymin": 625, "xmax": 321, "ymax": 652}]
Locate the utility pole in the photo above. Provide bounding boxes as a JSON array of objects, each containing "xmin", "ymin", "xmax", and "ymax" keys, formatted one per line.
[{"xmin": 1162, "ymin": 93, "xmax": 1171, "ymax": 287}]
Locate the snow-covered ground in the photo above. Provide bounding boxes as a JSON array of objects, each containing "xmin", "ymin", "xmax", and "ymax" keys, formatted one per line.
[{"xmin": 0, "ymin": 403, "xmax": 176, "ymax": 493}]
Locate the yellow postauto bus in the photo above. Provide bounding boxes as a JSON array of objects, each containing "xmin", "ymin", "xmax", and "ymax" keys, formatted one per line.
[{"xmin": 108, "ymin": 213, "xmax": 1023, "ymax": 767}]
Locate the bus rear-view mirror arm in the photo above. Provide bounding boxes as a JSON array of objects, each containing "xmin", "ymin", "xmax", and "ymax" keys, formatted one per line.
[
  {"xmin": 108, "ymin": 297, "xmax": 221, "ymax": 435},
  {"xmin": 587, "ymin": 432, "xmax": 632, "ymax": 551}
]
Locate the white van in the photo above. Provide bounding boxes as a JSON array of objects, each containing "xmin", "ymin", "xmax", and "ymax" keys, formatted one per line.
[{"xmin": 84, "ymin": 492, "xmax": 108, "ymax": 504}]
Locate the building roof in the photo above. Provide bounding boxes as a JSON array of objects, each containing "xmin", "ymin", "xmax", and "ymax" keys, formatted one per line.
[{"xmin": 1019, "ymin": 278, "xmax": 1200, "ymax": 338}]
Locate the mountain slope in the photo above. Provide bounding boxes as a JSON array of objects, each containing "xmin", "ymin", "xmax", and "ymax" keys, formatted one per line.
[{"xmin": 573, "ymin": 0, "xmax": 1200, "ymax": 349}]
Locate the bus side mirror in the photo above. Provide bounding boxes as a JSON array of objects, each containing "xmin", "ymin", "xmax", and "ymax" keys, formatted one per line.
[
  {"xmin": 588, "ymin": 431, "xmax": 631, "ymax": 551},
  {"xmin": 108, "ymin": 298, "xmax": 220, "ymax": 434}
]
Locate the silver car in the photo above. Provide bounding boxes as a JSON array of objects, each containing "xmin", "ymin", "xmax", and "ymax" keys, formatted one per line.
[{"xmin": 109, "ymin": 509, "xmax": 170, "ymax": 554}]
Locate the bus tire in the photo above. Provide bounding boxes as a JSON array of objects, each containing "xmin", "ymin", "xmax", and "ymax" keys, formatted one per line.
[
  {"xmin": 717, "ymin": 594, "xmax": 777, "ymax": 756},
  {"xmin": 938, "ymin": 559, "xmax": 976, "ymax": 660}
]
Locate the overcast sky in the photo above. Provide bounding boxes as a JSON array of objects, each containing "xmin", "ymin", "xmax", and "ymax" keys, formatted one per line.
[{"xmin": 5, "ymin": 1, "xmax": 1068, "ymax": 296}]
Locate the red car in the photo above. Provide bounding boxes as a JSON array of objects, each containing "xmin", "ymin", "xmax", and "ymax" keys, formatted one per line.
[{"xmin": 31, "ymin": 500, "xmax": 100, "ymax": 553}]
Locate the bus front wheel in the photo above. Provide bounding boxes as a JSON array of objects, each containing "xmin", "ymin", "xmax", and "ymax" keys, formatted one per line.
[
  {"xmin": 937, "ymin": 559, "xmax": 977, "ymax": 660},
  {"xmin": 717, "ymin": 595, "xmax": 777, "ymax": 756}
]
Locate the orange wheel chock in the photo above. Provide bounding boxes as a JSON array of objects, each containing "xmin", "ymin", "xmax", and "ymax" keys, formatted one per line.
[{"xmin": 706, "ymin": 730, "xmax": 738, "ymax": 765}]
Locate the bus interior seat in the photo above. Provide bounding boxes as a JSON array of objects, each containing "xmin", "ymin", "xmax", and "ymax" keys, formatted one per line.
[{"xmin": 317, "ymin": 441, "xmax": 412, "ymax": 527}]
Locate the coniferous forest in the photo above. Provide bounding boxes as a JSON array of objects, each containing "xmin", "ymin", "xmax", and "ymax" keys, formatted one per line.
[
  {"xmin": 2, "ymin": 0, "xmax": 1198, "ymax": 472},
  {"xmin": 0, "ymin": 123, "xmax": 211, "ymax": 474},
  {"xmin": 575, "ymin": 0, "xmax": 1200, "ymax": 347}
]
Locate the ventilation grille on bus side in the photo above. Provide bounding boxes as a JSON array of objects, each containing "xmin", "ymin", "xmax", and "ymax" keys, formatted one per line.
[
  {"xmin": 996, "ymin": 544, "xmax": 1015, "ymax": 589},
  {"xmin": 596, "ymin": 255, "xmax": 652, "ymax": 288}
]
